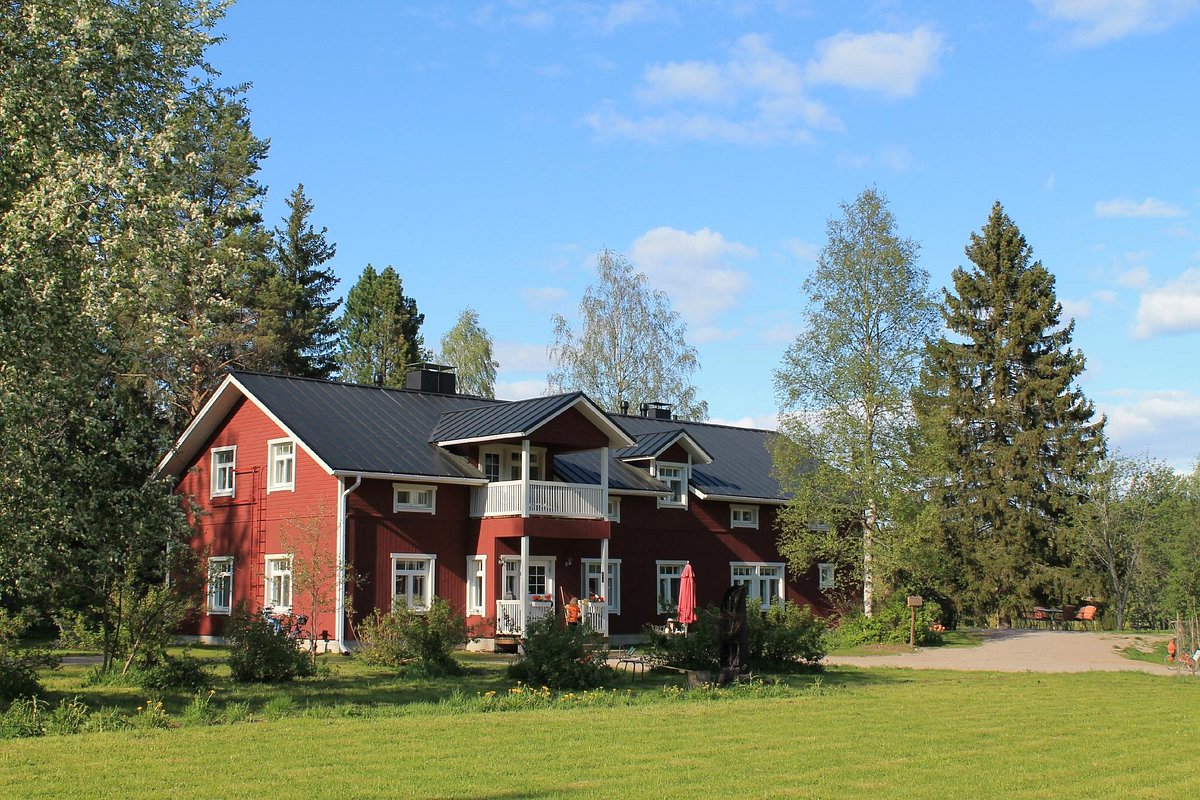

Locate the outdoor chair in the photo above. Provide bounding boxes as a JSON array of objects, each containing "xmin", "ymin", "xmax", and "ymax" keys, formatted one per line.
[
  {"xmin": 617, "ymin": 646, "xmax": 651, "ymax": 678},
  {"xmin": 1075, "ymin": 605, "xmax": 1098, "ymax": 630},
  {"xmin": 1031, "ymin": 607, "xmax": 1051, "ymax": 629}
]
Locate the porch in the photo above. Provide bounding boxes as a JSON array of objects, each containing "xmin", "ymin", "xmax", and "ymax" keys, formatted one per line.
[
  {"xmin": 495, "ymin": 599, "xmax": 609, "ymax": 637},
  {"xmin": 470, "ymin": 480, "xmax": 606, "ymax": 519}
]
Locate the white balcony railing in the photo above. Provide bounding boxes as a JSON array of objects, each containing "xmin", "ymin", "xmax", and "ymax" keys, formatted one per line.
[
  {"xmin": 493, "ymin": 599, "xmax": 608, "ymax": 637},
  {"xmin": 470, "ymin": 480, "xmax": 606, "ymax": 519}
]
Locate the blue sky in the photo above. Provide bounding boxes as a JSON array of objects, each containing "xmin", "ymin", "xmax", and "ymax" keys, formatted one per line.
[{"xmin": 210, "ymin": 1, "xmax": 1200, "ymax": 469}]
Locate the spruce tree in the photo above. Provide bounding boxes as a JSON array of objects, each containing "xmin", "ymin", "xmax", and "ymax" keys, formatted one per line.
[
  {"xmin": 920, "ymin": 202, "xmax": 1105, "ymax": 622},
  {"xmin": 336, "ymin": 265, "xmax": 425, "ymax": 387}
]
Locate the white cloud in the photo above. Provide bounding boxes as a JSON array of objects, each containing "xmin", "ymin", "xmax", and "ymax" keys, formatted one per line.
[
  {"xmin": 836, "ymin": 144, "xmax": 916, "ymax": 173},
  {"xmin": 784, "ymin": 238, "xmax": 819, "ymax": 262},
  {"xmin": 1133, "ymin": 268, "xmax": 1200, "ymax": 338},
  {"xmin": 692, "ymin": 325, "xmax": 742, "ymax": 344},
  {"xmin": 707, "ymin": 412, "xmax": 780, "ymax": 431},
  {"xmin": 805, "ymin": 27, "xmax": 946, "ymax": 99},
  {"xmin": 1100, "ymin": 389, "xmax": 1200, "ymax": 470},
  {"xmin": 1060, "ymin": 297, "xmax": 1092, "ymax": 321},
  {"xmin": 602, "ymin": 0, "xmax": 677, "ymax": 32},
  {"xmin": 494, "ymin": 341, "xmax": 551, "ymax": 372},
  {"xmin": 638, "ymin": 61, "xmax": 732, "ymax": 105},
  {"xmin": 1093, "ymin": 289, "xmax": 1118, "ymax": 304},
  {"xmin": 1117, "ymin": 266, "xmax": 1150, "ymax": 288},
  {"xmin": 519, "ymin": 286, "xmax": 568, "ymax": 306},
  {"xmin": 1032, "ymin": 0, "xmax": 1198, "ymax": 47},
  {"xmin": 760, "ymin": 320, "xmax": 801, "ymax": 345},
  {"xmin": 629, "ymin": 226, "xmax": 756, "ymax": 323},
  {"xmin": 495, "ymin": 377, "xmax": 549, "ymax": 400},
  {"xmin": 1095, "ymin": 197, "xmax": 1186, "ymax": 218}
]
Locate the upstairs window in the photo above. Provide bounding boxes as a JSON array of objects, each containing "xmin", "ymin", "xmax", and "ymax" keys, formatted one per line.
[
  {"xmin": 393, "ymin": 483, "xmax": 436, "ymax": 513},
  {"xmin": 267, "ymin": 439, "xmax": 295, "ymax": 492},
  {"xmin": 206, "ymin": 557, "xmax": 233, "ymax": 615},
  {"xmin": 480, "ymin": 445, "xmax": 545, "ymax": 482},
  {"xmin": 265, "ymin": 555, "xmax": 293, "ymax": 612},
  {"xmin": 211, "ymin": 447, "xmax": 236, "ymax": 498},
  {"xmin": 818, "ymin": 563, "xmax": 836, "ymax": 590},
  {"xmin": 730, "ymin": 505, "xmax": 759, "ymax": 529},
  {"xmin": 607, "ymin": 496, "xmax": 621, "ymax": 523},
  {"xmin": 655, "ymin": 463, "xmax": 688, "ymax": 509}
]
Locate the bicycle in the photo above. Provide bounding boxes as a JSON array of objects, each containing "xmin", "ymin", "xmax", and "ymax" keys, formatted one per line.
[{"xmin": 261, "ymin": 608, "xmax": 309, "ymax": 640}]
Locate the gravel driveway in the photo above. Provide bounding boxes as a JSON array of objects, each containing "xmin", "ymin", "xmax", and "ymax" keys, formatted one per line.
[{"xmin": 824, "ymin": 629, "xmax": 1175, "ymax": 674}]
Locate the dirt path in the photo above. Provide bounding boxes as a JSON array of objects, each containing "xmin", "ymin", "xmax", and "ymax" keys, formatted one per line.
[{"xmin": 824, "ymin": 629, "xmax": 1176, "ymax": 674}]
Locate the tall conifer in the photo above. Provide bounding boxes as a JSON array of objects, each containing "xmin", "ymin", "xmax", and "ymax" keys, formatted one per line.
[{"xmin": 336, "ymin": 265, "xmax": 425, "ymax": 387}]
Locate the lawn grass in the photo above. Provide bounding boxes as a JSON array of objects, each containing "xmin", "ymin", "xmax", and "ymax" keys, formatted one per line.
[{"xmin": 5, "ymin": 660, "xmax": 1199, "ymax": 798}]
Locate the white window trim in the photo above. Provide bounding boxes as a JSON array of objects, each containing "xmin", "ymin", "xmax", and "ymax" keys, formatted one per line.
[
  {"xmin": 656, "ymin": 559, "xmax": 687, "ymax": 614},
  {"xmin": 391, "ymin": 553, "xmax": 437, "ymax": 612},
  {"xmin": 499, "ymin": 555, "xmax": 556, "ymax": 600},
  {"xmin": 264, "ymin": 553, "xmax": 293, "ymax": 613},
  {"xmin": 393, "ymin": 482, "xmax": 437, "ymax": 514},
  {"xmin": 580, "ymin": 558, "xmax": 621, "ymax": 614},
  {"xmin": 730, "ymin": 561, "xmax": 786, "ymax": 610},
  {"xmin": 266, "ymin": 438, "xmax": 296, "ymax": 494},
  {"xmin": 210, "ymin": 446, "xmax": 236, "ymax": 499},
  {"xmin": 818, "ymin": 562, "xmax": 836, "ymax": 590},
  {"xmin": 206, "ymin": 556, "xmax": 234, "ymax": 615},
  {"xmin": 730, "ymin": 504, "xmax": 759, "ymax": 530},
  {"xmin": 606, "ymin": 496, "xmax": 621, "ymax": 523},
  {"xmin": 654, "ymin": 462, "xmax": 689, "ymax": 509},
  {"xmin": 466, "ymin": 555, "xmax": 487, "ymax": 617}
]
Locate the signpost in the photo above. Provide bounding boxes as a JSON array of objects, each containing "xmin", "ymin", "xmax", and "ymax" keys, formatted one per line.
[{"xmin": 907, "ymin": 595, "xmax": 923, "ymax": 647}]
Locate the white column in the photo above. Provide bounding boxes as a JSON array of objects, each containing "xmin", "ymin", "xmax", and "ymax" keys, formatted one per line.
[
  {"xmin": 520, "ymin": 534, "xmax": 530, "ymax": 633},
  {"xmin": 599, "ymin": 445, "xmax": 609, "ymax": 519},
  {"xmin": 521, "ymin": 439, "xmax": 531, "ymax": 518}
]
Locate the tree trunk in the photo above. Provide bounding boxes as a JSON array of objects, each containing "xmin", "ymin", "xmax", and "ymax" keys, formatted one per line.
[{"xmin": 862, "ymin": 507, "xmax": 876, "ymax": 618}]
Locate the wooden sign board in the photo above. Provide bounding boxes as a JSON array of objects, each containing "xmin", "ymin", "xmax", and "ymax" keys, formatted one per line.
[{"xmin": 907, "ymin": 595, "xmax": 923, "ymax": 607}]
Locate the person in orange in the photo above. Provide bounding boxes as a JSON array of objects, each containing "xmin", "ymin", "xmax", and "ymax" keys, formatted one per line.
[
  {"xmin": 1168, "ymin": 638, "xmax": 1177, "ymax": 662},
  {"xmin": 565, "ymin": 597, "xmax": 581, "ymax": 628}
]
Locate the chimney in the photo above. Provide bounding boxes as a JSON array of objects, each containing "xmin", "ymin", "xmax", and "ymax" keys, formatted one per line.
[
  {"xmin": 640, "ymin": 402, "xmax": 673, "ymax": 420},
  {"xmin": 405, "ymin": 362, "xmax": 457, "ymax": 395},
  {"xmin": 620, "ymin": 400, "xmax": 630, "ymax": 415}
]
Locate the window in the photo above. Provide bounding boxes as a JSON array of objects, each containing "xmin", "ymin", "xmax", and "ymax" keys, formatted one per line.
[
  {"xmin": 581, "ymin": 559, "xmax": 621, "ymax": 613},
  {"xmin": 482, "ymin": 452, "xmax": 501, "ymax": 482},
  {"xmin": 607, "ymin": 497, "xmax": 621, "ymax": 523},
  {"xmin": 655, "ymin": 463, "xmax": 687, "ymax": 508},
  {"xmin": 656, "ymin": 560, "xmax": 686, "ymax": 613},
  {"xmin": 818, "ymin": 563, "xmax": 836, "ymax": 590},
  {"xmin": 501, "ymin": 557, "xmax": 555, "ymax": 600},
  {"xmin": 206, "ymin": 557, "xmax": 233, "ymax": 614},
  {"xmin": 393, "ymin": 483, "xmax": 436, "ymax": 513},
  {"xmin": 265, "ymin": 555, "xmax": 293, "ymax": 612},
  {"xmin": 210, "ymin": 447, "xmax": 236, "ymax": 498},
  {"xmin": 392, "ymin": 554, "xmax": 436, "ymax": 611},
  {"xmin": 466, "ymin": 556, "xmax": 487, "ymax": 616},
  {"xmin": 480, "ymin": 445, "xmax": 545, "ymax": 481},
  {"xmin": 730, "ymin": 505, "xmax": 759, "ymax": 529},
  {"xmin": 731, "ymin": 562, "xmax": 785, "ymax": 610},
  {"xmin": 267, "ymin": 439, "xmax": 295, "ymax": 492}
]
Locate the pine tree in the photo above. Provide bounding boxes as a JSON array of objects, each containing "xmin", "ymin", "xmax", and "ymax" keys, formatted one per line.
[
  {"xmin": 439, "ymin": 307, "xmax": 498, "ymax": 398},
  {"xmin": 336, "ymin": 265, "xmax": 425, "ymax": 387},
  {"xmin": 920, "ymin": 202, "xmax": 1105, "ymax": 622},
  {"xmin": 256, "ymin": 184, "xmax": 340, "ymax": 378}
]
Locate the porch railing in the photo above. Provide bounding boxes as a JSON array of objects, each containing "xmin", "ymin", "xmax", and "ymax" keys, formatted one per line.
[
  {"xmin": 470, "ymin": 480, "xmax": 606, "ymax": 519},
  {"xmin": 493, "ymin": 599, "xmax": 608, "ymax": 637}
]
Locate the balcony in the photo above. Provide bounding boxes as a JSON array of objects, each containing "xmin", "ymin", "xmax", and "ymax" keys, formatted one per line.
[{"xmin": 470, "ymin": 480, "xmax": 606, "ymax": 519}]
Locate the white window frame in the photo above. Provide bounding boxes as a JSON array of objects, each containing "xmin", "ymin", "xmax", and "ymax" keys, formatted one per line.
[
  {"xmin": 480, "ymin": 445, "xmax": 546, "ymax": 482},
  {"xmin": 581, "ymin": 558, "xmax": 621, "ymax": 614},
  {"xmin": 267, "ymin": 438, "xmax": 296, "ymax": 493},
  {"xmin": 391, "ymin": 553, "xmax": 436, "ymax": 612},
  {"xmin": 730, "ymin": 504, "xmax": 759, "ymax": 529},
  {"xmin": 466, "ymin": 555, "xmax": 487, "ymax": 616},
  {"xmin": 654, "ymin": 462, "xmax": 688, "ymax": 509},
  {"xmin": 265, "ymin": 554, "xmax": 293, "ymax": 613},
  {"xmin": 500, "ymin": 556, "xmax": 556, "ymax": 600},
  {"xmin": 206, "ymin": 556, "xmax": 233, "ymax": 615},
  {"xmin": 656, "ymin": 560, "xmax": 686, "ymax": 613},
  {"xmin": 731, "ymin": 562, "xmax": 786, "ymax": 610},
  {"xmin": 210, "ymin": 446, "xmax": 236, "ymax": 498},
  {"xmin": 393, "ymin": 483, "xmax": 437, "ymax": 514},
  {"xmin": 607, "ymin": 496, "xmax": 621, "ymax": 523},
  {"xmin": 818, "ymin": 562, "xmax": 836, "ymax": 590}
]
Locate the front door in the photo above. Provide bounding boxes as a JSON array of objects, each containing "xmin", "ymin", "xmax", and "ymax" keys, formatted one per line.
[{"xmin": 502, "ymin": 557, "xmax": 556, "ymax": 601}]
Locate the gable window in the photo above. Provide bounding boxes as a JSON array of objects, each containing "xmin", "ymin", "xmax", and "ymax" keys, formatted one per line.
[
  {"xmin": 267, "ymin": 439, "xmax": 295, "ymax": 493},
  {"xmin": 211, "ymin": 447, "xmax": 236, "ymax": 498},
  {"xmin": 730, "ymin": 505, "xmax": 759, "ymax": 529},
  {"xmin": 581, "ymin": 559, "xmax": 621, "ymax": 614},
  {"xmin": 731, "ymin": 562, "xmax": 785, "ymax": 610},
  {"xmin": 607, "ymin": 497, "xmax": 621, "ymax": 523},
  {"xmin": 480, "ymin": 446, "xmax": 545, "ymax": 482},
  {"xmin": 265, "ymin": 555, "xmax": 293, "ymax": 612},
  {"xmin": 656, "ymin": 560, "xmax": 686, "ymax": 613},
  {"xmin": 206, "ymin": 557, "xmax": 233, "ymax": 615},
  {"xmin": 393, "ymin": 483, "xmax": 436, "ymax": 513},
  {"xmin": 655, "ymin": 463, "xmax": 687, "ymax": 509},
  {"xmin": 466, "ymin": 556, "xmax": 487, "ymax": 616},
  {"xmin": 818, "ymin": 563, "xmax": 836, "ymax": 590},
  {"xmin": 392, "ymin": 554, "xmax": 436, "ymax": 612}
]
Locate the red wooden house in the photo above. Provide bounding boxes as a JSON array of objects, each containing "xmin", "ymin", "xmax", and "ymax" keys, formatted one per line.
[{"xmin": 158, "ymin": 366, "xmax": 834, "ymax": 650}]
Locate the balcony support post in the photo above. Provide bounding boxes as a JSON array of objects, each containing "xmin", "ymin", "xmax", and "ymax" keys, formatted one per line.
[
  {"xmin": 599, "ymin": 446, "xmax": 609, "ymax": 519},
  {"xmin": 520, "ymin": 534, "xmax": 530, "ymax": 634},
  {"xmin": 521, "ymin": 439, "xmax": 531, "ymax": 519}
]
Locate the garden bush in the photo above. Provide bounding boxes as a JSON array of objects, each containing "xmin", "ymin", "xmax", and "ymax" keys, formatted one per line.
[
  {"xmin": 508, "ymin": 613, "xmax": 610, "ymax": 689},
  {"xmin": 355, "ymin": 598, "xmax": 469, "ymax": 675},
  {"xmin": 645, "ymin": 607, "xmax": 721, "ymax": 671},
  {"xmin": 224, "ymin": 606, "xmax": 315, "ymax": 683},
  {"xmin": 0, "ymin": 610, "xmax": 57, "ymax": 702},
  {"xmin": 825, "ymin": 594, "xmax": 944, "ymax": 650},
  {"xmin": 746, "ymin": 599, "xmax": 827, "ymax": 668}
]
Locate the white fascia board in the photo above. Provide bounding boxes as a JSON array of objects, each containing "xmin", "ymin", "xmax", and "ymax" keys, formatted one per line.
[
  {"xmin": 689, "ymin": 486, "xmax": 788, "ymax": 505},
  {"xmin": 331, "ymin": 470, "xmax": 487, "ymax": 486},
  {"xmin": 155, "ymin": 374, "xmax": 241, "ymax": 478},
  {"xmin": 435, "ymin": 432, "xmax": 530, "ymax": 447}
]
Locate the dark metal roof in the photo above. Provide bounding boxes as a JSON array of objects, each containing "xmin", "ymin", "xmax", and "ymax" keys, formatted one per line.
[
  {"xmin": 430, "ymin": 392, "xmax": 586, "ymax": 444},
  {"xmin": 615, "ymin": 429, "xmax": 714, "ymax": 464},
  {"xmin": 613, "ymin": 414, "xmax": 788, "ymax": 502},
  {"xmin": 232, "ymin": 372, "xmax": 496, "ymax": 479},
  {"xmin": 553, "ymin": 453, "xmax": 670, "ymax": 494}
]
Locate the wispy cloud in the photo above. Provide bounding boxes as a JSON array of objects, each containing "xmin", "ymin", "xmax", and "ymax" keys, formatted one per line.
[
  {"xmin": 494, "ymin": 341, "xmax": 552, "ymax": 372},
  {"xmin": 495, "ymin": 377, "xmax": 550, "ymax": 400},
  {"xmin": 1133, "ymin": 268, "xmax": 1200, "ymax": 338},
  {"xmin": 1032, "ymin": 0, "xmax": 1198, "ymax": 47},
  {"xmin": 586, "ymin": 27, "xmax": 945, "ymax": 144},
  {"xmin": 836, "ymin": 144, "xmax": 916, "ymax": 173},
  {"xmin": 1101, "ymin": 389, "xmax": 1200, "ymax": 470},
  {"xmin": 629, "ymin": 226, "xmax": 756, "ymax": 324},
  {"xmin": 1117, "ymin": 266, "xmax": 1150, "ymax": 288},
  {"xmin": 707, "ymin": 412, "xmax": 780, "ymax": 431},
  {"xmin": 1095, "ymin": 197, "xmax": 1186, "ymax": 218},
  {"xmin": 805, "ymin": 27, "xmax": 946, "ymax": 99},
  {"xmin": 519, "ymin": 286, "xmax": 569, "ymax": 306},
  {"xmin": 784, "ymin": 238, "xmax": 819, "ymax": 262}
]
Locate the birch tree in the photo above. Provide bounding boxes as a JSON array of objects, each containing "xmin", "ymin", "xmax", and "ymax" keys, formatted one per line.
[{"xmin": 439, "ymin": 308, "xmax": 498, "ymax": 398}]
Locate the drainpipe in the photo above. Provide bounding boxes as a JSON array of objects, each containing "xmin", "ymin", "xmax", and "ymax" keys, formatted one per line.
[{"xmin": 336, "ymin": 473, "xmax": 363, "ymax": 653}]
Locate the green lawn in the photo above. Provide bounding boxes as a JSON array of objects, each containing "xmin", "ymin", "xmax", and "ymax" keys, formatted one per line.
[{"xmin": 4, "ymin": 653, "xmax": 1199, "ymax": 798}]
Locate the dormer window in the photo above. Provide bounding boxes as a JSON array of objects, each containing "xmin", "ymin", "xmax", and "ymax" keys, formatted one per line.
[{"xmin": 655, "ymin": 462, "xmax": 688, "ymax": 509}]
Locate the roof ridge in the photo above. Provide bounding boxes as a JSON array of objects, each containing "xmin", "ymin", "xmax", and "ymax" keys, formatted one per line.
[
  {"xmin": 230, "ymin": 370, "xmax": 504, "ymax": 403},
  {"xmin": 612, "ymin": 413, "xmax": 777, "ymax": 435}
]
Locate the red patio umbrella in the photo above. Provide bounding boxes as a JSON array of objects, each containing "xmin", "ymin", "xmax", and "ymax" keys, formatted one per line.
[{"xmin": 677, "ymin": 563, "xmax": 697, "ymax": 634}]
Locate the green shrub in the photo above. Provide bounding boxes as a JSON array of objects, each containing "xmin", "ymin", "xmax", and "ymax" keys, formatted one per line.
[
  {"xmin": 355, "ymin": 598, "xmax": 468, "ymax": 676},
  {"xmin": 746, "ymin": 600, "xmax": 827, "ymax": 668},
  {"xmin": 825, "ymin": 595, "xmax": 944, "ymax": 650},
  {"xmin": 0, "ymin": 610, "xmax": 57, "ymax": 702},
  {"xmin": 0, "ymin": 697, "xmax": 48, "ymax": 738},
  {"xmin": 645, "ymin": 607, "xmax": 721, "ymax": 671},
  {"xmin": 224, "ymin": 606, "xmax": 315, "ymax": 683},
  {"xmin": 136, "ymin": 652, "xmax": 211, "ymax": 692},
  {"xmin": 508, "ymin": 613, "xmax": 610, "ymax": 689}
]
